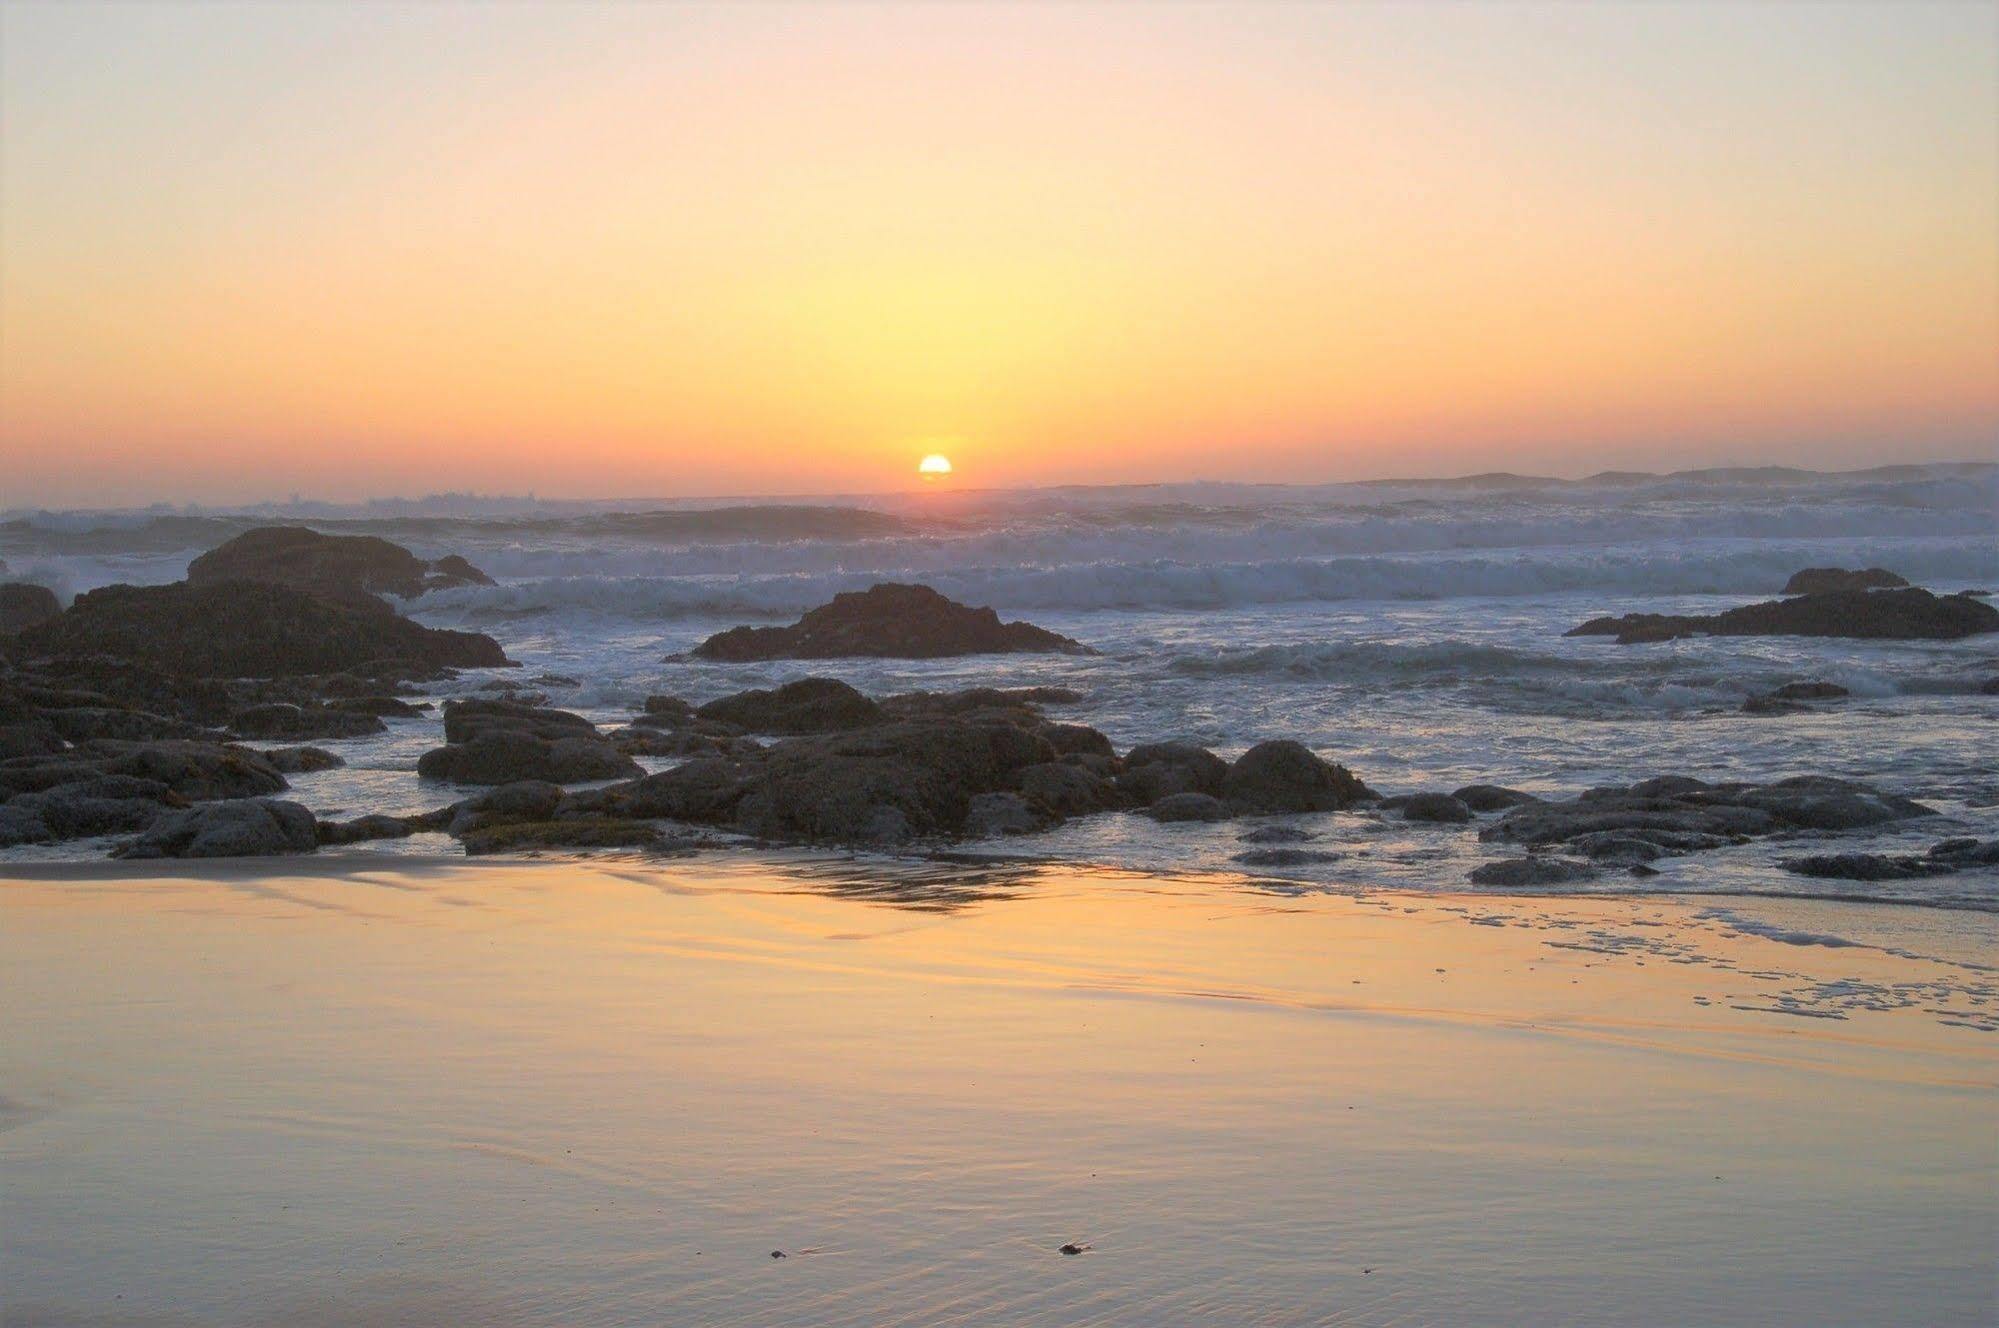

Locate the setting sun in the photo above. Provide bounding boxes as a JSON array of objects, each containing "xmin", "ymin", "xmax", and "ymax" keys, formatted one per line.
[{"xmin": 918, "ymin": 453, "xmax": 954, "ymax": 479}]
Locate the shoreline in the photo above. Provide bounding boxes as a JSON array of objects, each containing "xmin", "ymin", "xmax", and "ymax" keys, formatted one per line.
[{"xmin": 6, "ymin": 855, "xmax": 1992, "ymax": 1325}]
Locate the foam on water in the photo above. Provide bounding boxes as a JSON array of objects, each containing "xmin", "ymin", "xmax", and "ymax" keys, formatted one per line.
[{"xmin": 4, "ymin": 464, "xmax": 1996, "ymax": 905}]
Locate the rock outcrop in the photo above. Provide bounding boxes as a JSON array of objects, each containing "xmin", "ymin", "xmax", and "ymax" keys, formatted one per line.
[
  {"xmin": 13, "ymin": 581, "xmax": 509, "ymax": 678},
  {"xmin": 187, "ymin": 526, "xmax": 495, "ymax": 601},
  {"xmin": 691, "ymin": 584, "xmax": 1092, "ymax": 660},
  {"xmin": 1474, "ymin": 774, "xmax": 1934, "ymax": 876},
  {"xmin": 694, "ymin": 677, "xmax": 884, "ymax": 733},
  {"xmin": 1781, "ymin": 567, "xmax": 1909, "ymax": 595},
  {"xmin": 114, "ymin": 797, "xmax": 319, "ymax": 859},
  {"xmin": 0, "ymin": 583, "xmax": 62, "ymax": 634},
  {"xmin": 1568, "ymin": 588, "xmax": 1999, "ymax": 645},
  {"xmin": 1221, "ymin": 740, "xmax": 1373, "ymax": 813},
  {"xmin": 416, "ymin": 699, "xmax": 641, "ymax": 786}
]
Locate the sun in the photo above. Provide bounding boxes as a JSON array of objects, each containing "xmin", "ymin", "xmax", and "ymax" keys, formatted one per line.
[{"xmin": 917, "ymin": 452, "xmax": 954, "ymax": 480}]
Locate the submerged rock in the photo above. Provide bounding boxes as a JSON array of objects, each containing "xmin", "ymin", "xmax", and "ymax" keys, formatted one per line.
[
  {"xmin": 1781, "ymin": 567, "xmax": 1909, "ymax": 595},
  {"xmin": 691, "ymin": 583, "xmax": 1092, "ymax": 660},
  {"xmin": 187, "ymin": 526, "xmax": 494, "ymax": 601},
  {"xmin": 1567, "ymin": 588, "xmax": 1999, "ymax": 645}
]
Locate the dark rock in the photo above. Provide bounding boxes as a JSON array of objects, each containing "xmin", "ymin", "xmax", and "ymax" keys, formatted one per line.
[
  {"xmin": 0, "ymin": 583, "xmax": 62, "ymax": 633},
  {"xmin": 114, "ymin": 797, "xmax": 318, "ymax": 859},
  {"xmin": 1400, "ymin": 792, "xmax": 1473, "ymax": 823},
  {"xmin": 1238, "ymin": 824, "xmax": 1315, "ymax": 844},
  {"xmin": 0, "ymin": 740, "xmax": 288, "ymax": 805},
  {"xmin": 695, "ymin": 678, "xmax": 884, "ymax": 733},
  {"xmin": 1038, "ymin": 722, "xmax": 1115, "ymax": 760},
  {"xmin": 727, "ymin": 719, "xmax": 1055, "ymax": 844},
  {"xmin": 1738, "ymin": 775, "xmax": 1933, "ymax": 830},
  {"xmin": 1930, "ymin": 838, "xmax": 1999, "ymax": 866},
  {"xmin": 418, "ymin": 731, "xmax": 641, "ymax": 786},
  {"xmin": 328, "ymin": 695, "xmax": 429, "ymax": 718},
  {"xmin": 1018, "ymin": 761, "xmax": 1117, "ymax": 816},
  {"xmin": 1779, "ymin": 852, "xmax": 1946, "ymax": 882},
  {"xmin": 1567, "ymin": 832, "xmax": 1667, "ymax": 863},
  {"xmin": 878, "ymin": 685, "xmax": 1085, "ymax": 717},
  {"xmin": 1740, "ymin": 695, "xmax": 1809, "ymax": 716},
  {"xmin": 1222, "ymin": 740, "xmax": 1373, "ymax": 814},
  {"xmin": 15, "ymin": 581, "xmax": 509, "ymax": 677},
  {"xmin": 1771, "ymin": 681, "xmax": 1850, "ymax": 701},
  {"xmin": 442, "ymin": 698, "xmax": 598, "ymax": 744},
  {"xmin": 1480, "ymin": 773, "xmax": 1932, "ymax": 869},
  {"xmin": 1118, "ymin": 742, "xmax": 1228, "ymax": 804},
  {"xmin": 642, "ymin": 694, "xmax": 696, "ymax": 721},
  {"xmin": 1470, "ymin": 856, "xmax": 1597, "ymax": 886},
  {"xmin": 427, "ymin": 554, "xmax": 497, "ymax": 590},
  {"xmin": 459, "ymin": 818, "xmax": 662, "ymax": 855},
  {"xmin": 1232, "ymin": 847, "xmax": 1343, "ymax": 867},
  {"xmin": 691, "ymin": 583, "xmax": 1092, "ymax": 660},
  {"xmin": 1451, "ymin": 784, "xmax": 1540, "ymax": 812},
  {"xmin": 1981, "ymin": 677, "xmax": 1999, "ymax": 696},
  {"xmin": 576, "ymin": 759, "xmax": 750, "ymax": 824},
  {"xmin": 1781, "ymin": 567, "xmax": 1909, "ymax": 595},
  {"xmin": 187, "ymin": 526, "xmax": 494, "ymax": 600},
  {"xmin": 318, "ymin": 814, "xmax": 417, "ymax": 846},
  {"xmin": 1145, "ymin": 792, "xmax": 1229, "ymax": 822},
  {"xmin": 228, "ymin": 702, "xmax": 385, "ymax": 741},
  {"xmin": 963, "ymin": 791, "xmax": 1055, "ymax": 837},
  {"xmin": 610, "ymin": 726, "xmax": 760, "ymax": 760},
  {"xmin": 1568, "ymin": 588, "xmax": 1999, "ymax": 645},
  {"xmin": 446, "ymin": 780, "xmax": 566, "ymax": 837},
  {"xmin": 261, "ymin": 746, "xmax": 344, "ymax": 773}
]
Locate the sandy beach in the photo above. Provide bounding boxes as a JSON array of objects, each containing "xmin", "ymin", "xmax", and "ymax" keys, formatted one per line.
[{"xmin": 4, "ymin": 854, "xmax": 1992, "ymax": 1326}]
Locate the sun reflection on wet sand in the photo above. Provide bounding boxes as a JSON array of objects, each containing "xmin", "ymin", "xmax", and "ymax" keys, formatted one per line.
[{"xmin": 3, "ymin": 857, "xmax": 1993, "ymax": 1325}]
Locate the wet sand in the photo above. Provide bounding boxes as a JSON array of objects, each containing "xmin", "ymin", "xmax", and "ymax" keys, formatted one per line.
[{"xmin": 3, "ymin": 855, "xmax": 1994, "ymax": 1326}]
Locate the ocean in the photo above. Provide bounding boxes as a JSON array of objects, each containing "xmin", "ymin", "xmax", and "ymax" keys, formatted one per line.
[{"xmin": 4, "ymin": 462, "xmax": 1996, "ymax": 906}]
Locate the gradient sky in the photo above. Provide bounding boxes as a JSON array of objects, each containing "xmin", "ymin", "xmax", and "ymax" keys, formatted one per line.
[{"xmin": 2, "ymin": 2, "xmax": 1994, "ymax": 505}]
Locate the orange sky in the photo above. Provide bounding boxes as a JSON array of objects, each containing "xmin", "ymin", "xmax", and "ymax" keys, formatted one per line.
[{"xmin": 2, "ymin": 2, "xmax": 1995, "ymax": 505}]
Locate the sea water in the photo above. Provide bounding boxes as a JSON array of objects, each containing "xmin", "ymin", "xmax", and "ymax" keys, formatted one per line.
[{"xmin": 4, "ymin": 464, "xmax": 1996, "ymax": 906}]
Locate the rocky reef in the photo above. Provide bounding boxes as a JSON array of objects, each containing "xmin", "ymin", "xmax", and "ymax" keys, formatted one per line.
[
  {"xmin": 186, "ymin": 526, "xmax": 495, "ymax": 601},
  {"xmin": 691, "ymin": 584, "xmax": 1093, "ymax": 661},
  {"xmin": 13, "ymin": 581, "xmax": 508, "ymax": 678},
  {"xmin": 1568, "ymin": 588, "xmax": 1999, "ymax": 644}
]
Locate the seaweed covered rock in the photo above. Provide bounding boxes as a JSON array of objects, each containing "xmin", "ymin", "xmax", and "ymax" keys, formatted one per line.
[
  {"xmin": 14, "ymin": 582, "xmax": 509, "ymax": 678},
  {"xmin": 1568, "ymin": 588, "xmax": 1999, "ymax": 645},
  {"xmin": 691, "ymin": 583, "xmax": 1091, "ymax": 661},
  {"xmin": 187, "ymin": 526, "xmax": 494, "ymax": 601}
]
